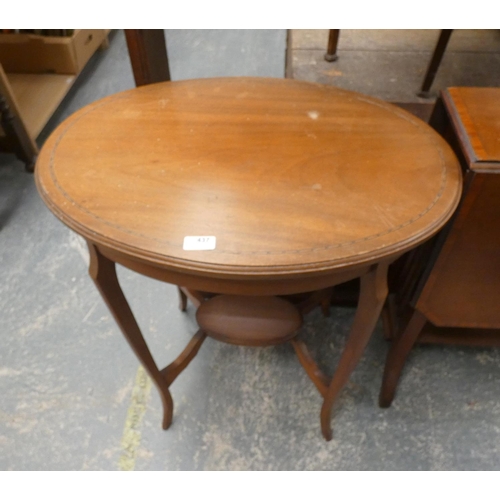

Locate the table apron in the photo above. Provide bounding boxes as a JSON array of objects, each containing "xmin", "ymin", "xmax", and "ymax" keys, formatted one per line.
[{"xmin": 95, "ymin": 243, "xmax": 384, "ymax": 296}]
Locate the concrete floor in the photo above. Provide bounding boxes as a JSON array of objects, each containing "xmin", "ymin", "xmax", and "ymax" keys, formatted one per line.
[
  {"xmin": 290, "ymin": 29, "xmax": 500, "ymax": 102},
  {"xmin": 2, "ymin": 29, "xmax": 500, "ymax": 471}
]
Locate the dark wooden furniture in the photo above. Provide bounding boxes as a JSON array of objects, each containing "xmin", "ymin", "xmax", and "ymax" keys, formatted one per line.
[
  {"xmin": 323, "ymin": 29, "xmax": 454, "ymax": 99},
  {"xmin": 124, "ymin": 29, "xmax": 170, "ymax": 87},
  {"xmin": 325, "ymin": 30, "xmax": 340, "ymax": 62},
  {"xmin": 380, "ymin": 87, "xmax": 500, "ymax": 407},
  {"xmin": 35, "ymin": 78, "xmax": 461, "ymax": 440},
  {"xmin": 418, "ymin": 29, "xmax": 454, "ymax": 98}
]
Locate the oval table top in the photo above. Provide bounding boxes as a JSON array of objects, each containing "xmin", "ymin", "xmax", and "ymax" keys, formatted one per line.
[{"xmin": 35, "ymin": 77, "xmax": 462, "ymax": 279}]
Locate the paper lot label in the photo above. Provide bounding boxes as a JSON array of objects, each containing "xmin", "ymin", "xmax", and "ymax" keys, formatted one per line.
[{"xmin": 183, "ymin": 236, "xmax": 216, "ymax": 251}]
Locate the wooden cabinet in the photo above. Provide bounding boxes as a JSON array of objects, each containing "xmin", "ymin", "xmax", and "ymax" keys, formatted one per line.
[
  {"xmin": 380, "ymin": 87, "xmax": 500, "ymax": 406},
  {"xmin": 417, "ymin": 88, "xmax": 500, "ymax": 329}
]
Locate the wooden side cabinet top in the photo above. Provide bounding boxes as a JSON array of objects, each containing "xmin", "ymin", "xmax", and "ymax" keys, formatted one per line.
[
  {"xmin": 443, "ymin": 87, "xmax": 500, "ymax": 173},
  {"xmin": 415, "ymin": 87, "xmax": 500, "ymax": 329}
]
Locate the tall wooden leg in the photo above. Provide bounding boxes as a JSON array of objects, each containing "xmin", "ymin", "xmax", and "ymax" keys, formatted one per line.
[
  {"xmin": 379, "ymin": 309, "xmax": 427, "ymax": 408},
  {"xmin": 325, "ymin": 29, "xmax": 340, "ymax": 62},
  {"xmin": 320, "ymin": 263, "xmax": 389, "ymax": 441},
  {"xmin": 124, "ymin": 29, "xmax": 171, "ymax": 87},
  {"xmin": 88, "ymin": 243, "xmax": 176, "ymax": 429},
  {"xmin": 418, "ymin": 29, "xmax": 453, "ymax": 98}
]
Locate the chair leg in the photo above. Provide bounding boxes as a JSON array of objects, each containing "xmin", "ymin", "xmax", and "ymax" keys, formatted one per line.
[
  {"xmin": 325, "ymin": 30, "xmax": 340, "ymax": 62},
  {"xmin": 418, "ymin": 29, "xmax": 453, "ymax": 98},
  {"xmin": 379, "ymin": 309, "xmax": 427, "ymax": 407}
]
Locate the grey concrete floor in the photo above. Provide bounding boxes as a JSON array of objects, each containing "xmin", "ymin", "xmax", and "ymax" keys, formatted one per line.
[
  {"xmin": 2, "ymin": 29, "xmax": 500, "ymax": 471},
  {"xmin": 290, "ymin": 29, "xmax": 500, "ymax": 102}
]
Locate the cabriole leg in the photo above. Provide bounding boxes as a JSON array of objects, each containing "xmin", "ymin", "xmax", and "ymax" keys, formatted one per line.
[
  {"xmin": 87, "ymin": 242, "xmax": 175, "ymax": 429},
  {"xmin": 320, "ymin": 263, "xmax": 389, "ymax": 441}
]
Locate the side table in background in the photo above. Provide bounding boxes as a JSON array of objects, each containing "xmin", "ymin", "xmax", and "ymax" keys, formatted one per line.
[{"xmin": 381, "ymin": 87, "xmax": 500, "ymax": 406}]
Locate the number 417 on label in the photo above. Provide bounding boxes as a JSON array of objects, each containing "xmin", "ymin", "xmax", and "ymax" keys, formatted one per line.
[{"xmin": 183, "ymin": 236, "xmax": 216, "ymax": 251}]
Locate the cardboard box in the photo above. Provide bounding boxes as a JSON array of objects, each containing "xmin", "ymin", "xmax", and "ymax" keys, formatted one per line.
[{"xmin": 0, "ymin": 29, "xmax": 108, "ymax": 74}]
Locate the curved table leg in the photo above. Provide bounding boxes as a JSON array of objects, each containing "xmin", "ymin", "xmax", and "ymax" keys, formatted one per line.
[
  {"xmin": 379, "ymin": 309, "xmax": 427, "ymax": 408},
  {"xmin": 320, "ymin": 263, "xmax": 389, "ymax": 441},
  {"xmin": 88, "ymin": 243, "xmax": 206, "ymax": 430}
]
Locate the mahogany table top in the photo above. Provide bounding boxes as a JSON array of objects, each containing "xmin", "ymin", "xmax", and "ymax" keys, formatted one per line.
[{"xmin": 35, "ymin": 78, "xmax": 462, "ymax": 280}]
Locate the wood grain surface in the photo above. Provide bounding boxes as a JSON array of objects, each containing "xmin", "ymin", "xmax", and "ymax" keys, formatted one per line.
[
  {"xmin": 35, "ymin": 78, "xmax": 462, "ymax": 279},
  {"xmin": 196, "ymin": 295, "xmax": 302, "ymax": 346},
  {"xmin": 446, "ymin": 87, "xmax": 500, "ymax": 169}
]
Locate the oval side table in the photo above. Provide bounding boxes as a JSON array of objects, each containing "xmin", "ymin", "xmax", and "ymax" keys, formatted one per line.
[{"xmin": 35, "ymin": 78, "xmax": 462, "ymax": 441}]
